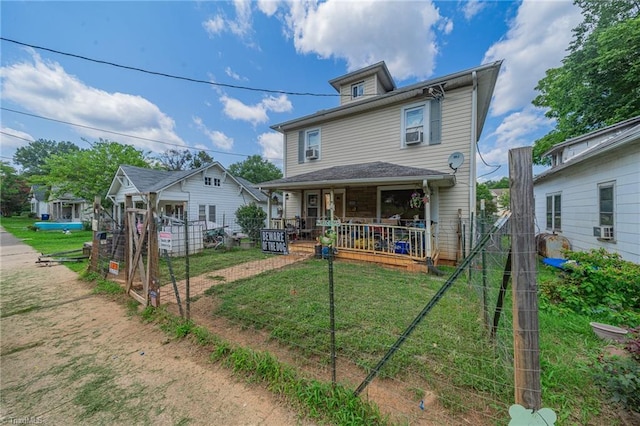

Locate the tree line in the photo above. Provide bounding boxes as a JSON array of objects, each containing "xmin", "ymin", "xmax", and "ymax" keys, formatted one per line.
[{"xmin": 0, "ymin": 139, "xmax": 282, "ymax": 215}]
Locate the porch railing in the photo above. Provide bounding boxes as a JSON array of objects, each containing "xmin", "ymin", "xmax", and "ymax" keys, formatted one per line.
[{"xmin": 269, "ymin": 218, "xmax": 437, "ymax": 261}]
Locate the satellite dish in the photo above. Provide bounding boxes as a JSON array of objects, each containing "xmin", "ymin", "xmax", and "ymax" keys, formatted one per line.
[{"xmin": 448, "ymin": 152, "xmax": 464, "ymax": 171}]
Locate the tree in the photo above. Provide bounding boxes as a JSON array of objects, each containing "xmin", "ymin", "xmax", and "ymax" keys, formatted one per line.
[
  {"xmin": 34, "ymin": 140, "xmax": 149, "ymax": 206},
  {"xmin": 227, "ymin": 155, "xmax": 282, "ymax": 184},
  {"xmin": 0, "ymin": 162, "xmax": 30, "ymax": 215},
  {"xmin": 532, "ymin": 1, "xmax": 640, "ymax": 164},
  {"xmin": 156, "ymin": 149, "xmax": 214, "ymax": 170},
  {"xmin": 476, "ymin": 183, "xmax": 498, "ymax": 217},
  {"xmin": 484, "ymin": 177, "xmax": 510, "ymax": 189},
  {"xmin": 13, "ymin": 139, "xmax": 80, "ymax": 176}
]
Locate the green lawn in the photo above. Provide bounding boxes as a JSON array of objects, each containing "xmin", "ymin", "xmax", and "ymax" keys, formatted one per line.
[
  {"xmin": 2, "ymin": 215, "xmax": 628, "ymax": 424},
  {"xmin": 204, "ymin": 258, "xmax": 623, "ymax": 424},
  {"xmin": 0, "ymin": 216, "xmax": 91, "ymax": 273}
]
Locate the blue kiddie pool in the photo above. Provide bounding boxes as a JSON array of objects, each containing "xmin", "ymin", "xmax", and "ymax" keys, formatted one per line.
[{"xmin": 35, "ymin": 222, "xmax": 83, "ymax": 231}]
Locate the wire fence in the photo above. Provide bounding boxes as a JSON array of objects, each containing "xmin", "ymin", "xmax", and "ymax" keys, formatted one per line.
[{"xmin": 121, "ymin": 213, "xmax": 516, "ymax": 425}]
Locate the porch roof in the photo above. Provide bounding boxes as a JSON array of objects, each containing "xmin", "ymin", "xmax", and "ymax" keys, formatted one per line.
[{"xmin": 257, "ymin": 161, "xmax": 455, "ymax": 191}]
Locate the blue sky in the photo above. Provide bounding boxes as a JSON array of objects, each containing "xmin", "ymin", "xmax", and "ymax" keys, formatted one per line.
[{"xmin": 1, "ymin": 0, "xmax": 583, "ymax": 180}]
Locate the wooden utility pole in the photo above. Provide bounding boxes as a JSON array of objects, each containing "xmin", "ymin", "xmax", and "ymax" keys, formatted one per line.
[{"xmin": 509, "ymin": 147, "xmax": 541, "ymax": 409}]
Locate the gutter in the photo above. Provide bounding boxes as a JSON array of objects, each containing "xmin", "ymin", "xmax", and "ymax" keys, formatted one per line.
[{"xmin": 258, "ymin": 174, "xmax": 456, "ymax": 191}]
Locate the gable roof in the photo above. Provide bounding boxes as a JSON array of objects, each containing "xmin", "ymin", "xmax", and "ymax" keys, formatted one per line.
[
  {"xmin": 107, "ymin": 163, "xmax": 263, "ymax": 203},
  {"xmin": 235, "ymin": 176, "xmax": 268, "ymax": 203},
  {"xmin": 271, "ymin": 60, "xmax": 502, "ymax": 141},
  {"xmin": 534, "ymin": 117, "xmax": 640, "ymax": 183},
  {"xmin": 257, "ymin": 161, "xmax": 455, "ymax": 190}
]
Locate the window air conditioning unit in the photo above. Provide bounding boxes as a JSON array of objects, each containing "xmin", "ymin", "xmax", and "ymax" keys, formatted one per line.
[
  {"xmin": 593, "ymin": 225, "xmax": 614, "ymax": 240},
  {"xmin": 305, "ymin": 148, "xmax": 319, "ymax": 160},
  {"xmin": 405, "ymin": 130, "xmax": 423, "ymax": 145}
]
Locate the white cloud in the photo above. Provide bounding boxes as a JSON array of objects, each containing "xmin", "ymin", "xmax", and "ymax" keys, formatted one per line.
[
  {"xmin": 257, "ymin": 0, "xmax": 279, "ymax": 17},
  {"xmin": 202, "ymin": 0, "xmax": 255, "ymax": 42},
  {"xmin": 219, "ymin": 94, "xmax": 292, "ymax": 125},
  {"xmin": 193, "ymin": 116, "xmax": 234, "ymax": 150},
  {"xmin": 225, "ymin": 67, "xmax": 242, "ymax": 81},
  {"xmin": 203, "ymin": 15, "xmax": 225, "ymax": 36},
  {"xmin": 462, "ymin": 0, "xmax": 486, "ymax": 20},
  {"xmin": 479, "ymin": 108, "xmax": 552, "ymax": 167},
  {"xmin": 483, "ymin": 0, "xmax": 582, "ymax": 116},
  {"xmin": 279, "ymin": 0, "xmax": 442, "ymax": 80},
  {"xmin": 0, "ymin": 127, "xmax": 34, "ymax": 150},
  {"xmin": 257, "ymin": 131, "xmax": 283, "ymax": 165},
  {"xmin": 0, "ymin": 52, "xmax": 185, "ymax": 153}
]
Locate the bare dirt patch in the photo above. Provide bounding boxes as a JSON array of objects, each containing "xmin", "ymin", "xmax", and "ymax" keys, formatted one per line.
[{"xmin": 0, "ymin": 229, "xmax": 312, "ymax": 425}]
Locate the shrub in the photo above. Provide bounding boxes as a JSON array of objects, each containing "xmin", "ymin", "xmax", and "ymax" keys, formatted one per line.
[
  {"xmin": 235, "ymin": 203, "xmax": 266, "ymax": 243},
  {"xmin": 539, "ymin": 249, "xmax": 640, "ymax": 326},
  {"xmin": 593, "ymin": 355, "xmax": 640, "ymax": 412}
]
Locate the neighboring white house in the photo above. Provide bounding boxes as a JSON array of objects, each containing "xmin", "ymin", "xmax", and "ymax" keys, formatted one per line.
[
  {"xmin": 106, "ymin": 163, "xmax": 272, "ymax": 232},
  {"xmin": 260, "ymin": 60, "xmax": 502, "ymax": 264},
  {"xmin": 29, "ymin": 185, "xmax": 90, "ymax": 222},
  {"xmin": 533, "ymin": 116, "xmax": 640, "ymax": 264}
]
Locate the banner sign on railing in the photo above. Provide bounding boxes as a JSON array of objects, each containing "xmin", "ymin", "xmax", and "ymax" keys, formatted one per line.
[{"xmin": 260, "ymin": 229, "xmax": 288, "ymax": 255}]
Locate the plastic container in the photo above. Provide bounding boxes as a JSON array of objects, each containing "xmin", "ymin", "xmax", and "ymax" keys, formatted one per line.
[
  {"xmin": 394, "ymin": 241, "xmax": 410, "ymax": 254},
  {"xmin": 41, "ymin": 214, "xmax": 50, "ymax": 221}
]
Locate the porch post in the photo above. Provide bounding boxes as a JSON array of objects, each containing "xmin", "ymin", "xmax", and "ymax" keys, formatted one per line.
[
  {"xmin": 423, "ymin": 180, "xmax": 432, "ymax": 257},
  {"xmin": 266, "ymin": 190, "xmax": 272, "ymax": 226}
]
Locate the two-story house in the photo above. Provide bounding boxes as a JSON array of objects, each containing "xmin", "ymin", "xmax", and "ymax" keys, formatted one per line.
[
  {"xmin": 533, "ymin": 116, "xmax": 640, "ymax": 264},
  {"xmin": 259, "ymin": 60, "xmax": 502, "ymax": 268}
]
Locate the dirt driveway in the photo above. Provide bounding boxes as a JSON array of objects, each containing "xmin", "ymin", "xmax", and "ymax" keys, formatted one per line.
[{"xmin": 0, "ymin": 228, "xmax": 311, "ymax": 425}]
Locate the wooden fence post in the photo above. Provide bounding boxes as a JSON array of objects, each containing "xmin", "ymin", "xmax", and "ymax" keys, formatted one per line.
[{"xmin": 509, "ymin": 147, "xmax": 541, "ymax": 409}]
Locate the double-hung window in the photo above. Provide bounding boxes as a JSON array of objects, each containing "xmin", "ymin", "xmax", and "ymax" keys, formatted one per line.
[
  {"xmin": 598, "ymin": 182, "xmax": 614, "ymax": 227},
  {"xmin": 546, "ymin": 193, "xmax": 561, "ymax": 231},
  {"xmin": 351, "ymin": 81, "xmax": 364, "ymax": 99},
  {"xmin": 298, "ymin": 128, "xmax": 320, "ymax": 162},
  {"xmin": 401, "ymin": 99, "xmax": 441, "ymax": 146},
  {"xmin": 199, "ymin": 205, "xmax": 216, "ymax": 223}
]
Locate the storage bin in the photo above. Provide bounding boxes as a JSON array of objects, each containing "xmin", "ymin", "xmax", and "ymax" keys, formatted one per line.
[{"xmin": 394, "ymin": 241, "xmax": 410, "ymax": 254}]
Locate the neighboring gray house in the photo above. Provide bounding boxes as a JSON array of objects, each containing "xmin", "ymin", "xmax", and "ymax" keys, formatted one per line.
[
  {"xmin": 260, "ymin": 60, "xmax": 502, "ymax": 265},
  {"xmin": 106, "ymin": 163, "xmax": 272, "ymax": 231},
  {"xmin": 533, "ymin": 116, "xmax": 640, "ymax": 264}
]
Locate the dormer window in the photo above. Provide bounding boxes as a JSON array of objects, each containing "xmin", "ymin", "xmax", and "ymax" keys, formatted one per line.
[{"xmin": 351, "ymin": 81, "xmax": 364, "ymax": 99}]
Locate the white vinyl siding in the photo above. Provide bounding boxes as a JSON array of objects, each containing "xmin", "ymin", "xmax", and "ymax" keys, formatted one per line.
[
  {"xmin": 534, "ymin": 143, "xmax": 639, "ymax": 263},
  {"xmin": 284, "ymin": 86, "xmax": 473, "ymax": 261}
]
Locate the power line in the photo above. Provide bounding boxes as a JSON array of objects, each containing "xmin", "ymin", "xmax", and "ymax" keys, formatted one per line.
[
  {"xmin": 0, "ymin": 131, "xmax": 35, "ymax": 143},
  {"xmin": 1, "ymin": 107, "xmax": 258, "ymax": 159},
  {"xmin": 1, "ymin": 37, "xmax": 340, "ymax": 98}
]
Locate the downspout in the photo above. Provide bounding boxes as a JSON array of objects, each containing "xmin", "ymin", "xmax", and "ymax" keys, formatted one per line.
[{"xmin": 469, "ymin": 70, "xmax": 478, "ymax": 251}]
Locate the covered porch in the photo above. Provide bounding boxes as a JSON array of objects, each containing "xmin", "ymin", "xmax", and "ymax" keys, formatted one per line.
[{"xmin": 259, "ymin": 162, "xmax": 457, "ymax": 272}]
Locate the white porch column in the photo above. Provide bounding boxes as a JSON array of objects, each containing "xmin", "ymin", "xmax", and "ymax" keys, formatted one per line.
[{"xmin": 422, "ymin": 180, "xmax": 432, "ymax": 257}]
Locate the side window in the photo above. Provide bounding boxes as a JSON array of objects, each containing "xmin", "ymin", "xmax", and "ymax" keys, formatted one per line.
[
  {"xmin": 208, "ymin": 205, "xmax": 216, "ymax": 223},
  {"xmin": 546, "ymin": 193, "xmax": 561, "ymax": 231},
  {"xmin": 198, "ymin": 205, "xmax": 206, "ymax": 221},
  {"xmin": 204, "ymin": 177, "xmax": 212, "ymax": 186},
  {"xmin": 351, "ymin": 81, "xmax": 364, "ymax": 99},
  {"xmin": 598, "ymin": 183, "xmax": 614, "ymax": 227}
]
